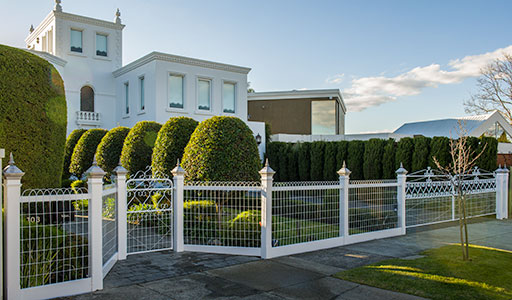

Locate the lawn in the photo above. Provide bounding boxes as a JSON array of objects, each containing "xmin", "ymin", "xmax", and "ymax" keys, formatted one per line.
[{"xmin": 334, "ymin": 244, "xmax": 512, "ymax": 300}]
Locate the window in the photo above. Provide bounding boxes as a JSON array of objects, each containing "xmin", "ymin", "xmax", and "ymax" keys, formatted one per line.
[
  {"xmin": 70, "ymin": 29, "xmax": 82, "ymax": 53},
  {"xmin": 197, "ymin": 79, "xmax": 211, "ymax": 111},
  {"xmin": 80, "ymin": 86, "xmax": 94, "ymax": 112},
  {"xmin": 311, "ymin": 100, "xmax": 336, "ymax": 135},
  {"xmin": 96, "ymin": 34, "xmax": 107, "ymax": 56},
  {"xmin": 168, "ymin": 74, "xmax": 184, "ymax": 109},
  {"xmin": 124, "ymin": 82, "xmax": 129, "ymax": 115},
  {"xmin": 139, "ymin": 76, "xmax": 145, "ymax": 111},
  {"xmin": 222, "ymin": 82, "xmax": 236, "ymax": 113}
]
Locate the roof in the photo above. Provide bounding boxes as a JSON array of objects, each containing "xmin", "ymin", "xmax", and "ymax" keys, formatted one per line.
[
  {"xmin": 113, "ymin": 51, "xmax": 251, "ymax": 77},
  {"xmin": 248, "ymin": 89, "xmax": 346, "ymax": 113},
  {"xmin": 393, "ymin": 111, "xmax": 512, "ymax": 138}
]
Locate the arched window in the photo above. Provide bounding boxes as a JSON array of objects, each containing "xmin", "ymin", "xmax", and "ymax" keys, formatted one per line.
[{"xmin": 80, "ymin": 86, "xmax": 94, "ymax": 112}]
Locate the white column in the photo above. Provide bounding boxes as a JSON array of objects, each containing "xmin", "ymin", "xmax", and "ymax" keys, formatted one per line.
[
  {"xmin": 396, "ymin": 163, "xmax": 408, "ymax": 234},
  {"xmin": 337, "ymin": 161, "xmax": 350, "ymax": 239},
  {"xmin": 260, "ymin": 159, "xmax": 275, "ymax": 259},
  {"xmin": 3, "ymin": 153, "xmax": 24, "ymax": 300},
  {"xmin": 86, "ymin": 159, "xmax": 105, "ymax": 291},
  {"xmin": 172, "ymin": 160, "xmax": 185, "ymax": 252},
  {"xmin": 114, "ymin": 163, "xmax": 128, "ymax": 260},
  {"xmin": 496, "ymin": 166, "xmax": 509, "ymax": 219}
]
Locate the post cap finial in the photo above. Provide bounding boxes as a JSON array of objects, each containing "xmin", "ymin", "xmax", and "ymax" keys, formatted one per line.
[
  {"xmin": 337, "ymin": 160, "xmax": 351, "ymax": 177},
  {"xmin": 54, "ymin": 0, "xmax": 62, "ymax": 12},
  {"xmin": 259, "ymin": 159, "xmax": 275, "ymax": 176},
  {"xmin": 172, "ymin": 159, "xmax": 185, "ymax": 176},
  {"xmin": 3, "ymin": 152, "xmax": 24, "ymax": 177},
  {"xmin": 114, "ymin": 8, "xmax": 122, "ymax": 24},
  {"xmin": 114, "ymin": 159, "xmax": 128, "ymax": 175},
  {"xmin": 396, "ymin": 162, "xmax": 408, "ymax": 175},
  {"xmin": 29, "ymin": 24, "xmax": 34, "ymax": 33},
  {"xmin": 85, "ymin": 156, "xmax": 105, "ymax": 178}
]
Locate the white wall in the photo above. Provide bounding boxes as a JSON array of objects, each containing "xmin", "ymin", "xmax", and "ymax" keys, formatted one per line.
[{"xmin": 247, "ymin": 121, "xmax": 266, "ymax": 160}]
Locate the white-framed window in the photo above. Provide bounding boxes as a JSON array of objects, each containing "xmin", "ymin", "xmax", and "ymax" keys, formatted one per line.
[
  {"xmin": 197, "ymin": 79, "xmax": 211, "ymax": 111},
  {"xmin": 70, "ymin": 29, "xmax": 82, "ymax": 53},
  {"xmin": 222, "ymin": 82, "xmax": 236, "ymax": 113},
  {"xmin": 96, "ymin": 33, "xmax": 108, "ymax": 57},
  {"xmin": 139, "ymin": 76, "xmax": 145, "ymax": 112},
  {"xmin": 168, "ymin": 74, "xmax": 184, "ymax": 109},
  {"xmin": 124, "ymin": 82, "xmax": 129, "ymax": 115}
]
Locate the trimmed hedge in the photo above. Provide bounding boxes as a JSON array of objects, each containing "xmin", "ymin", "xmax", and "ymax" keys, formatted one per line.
[
  {"xmin": 478, "ymin": 137, "xmax": 498, "ymax": 171},
  {"xmin": 382, "ymin": 139, "xmax": 396, "ymax": 179},
  {"xmin": 429, "ymin": 137, "xmax": 450, "ymax": 168},
  {"xmin": 298, "ymin": 143, "xmax": 311, "ymax": 181},
  {"xmin": 396, "ymin": 137, "xmax": 414, "ymax": 171},
  {"xmin": 96, "ymin": 127, "xmax": 130, "ymax": 177},
  {"xmin": 287, "ymin": 144, "xmax": 299, "ymax": 182},
  {"xmin": 69, "ymin": 129, "xmax": 108, "ymax": 178},
  {"xmin": 182, "ymin": 116, "xmax": 260, "ymax": 182},
  {"xmin": 363, "ymin": 139, "xmax": 384, "ymax": 180},
  {"xmin": 310, "ymin": 141, "xmax": 326, "ymax": 181},
  {"xmin": 347, "ymin": 140, "xmax": 365, "ymax": 180},
  {"xmin": 0, "ymin": 44, "xmax": 67, "ymax": 188},
  {"xmin": 336, "ymin": 141, "xmax": 348, "ymax": 172},
  {"xmin": 323, "ymin": 142, "xmax": 338, "ymax": 181},
  {"xmin": 412, "ymin": 136, "xmax": 431, "ymax": 172},
  {"xmin": 152, "ymin": 117, "xmax": 198, "ymax": 177},
  {"xmin": 62, "ymin": 129, "xmax": 87, "ymax": 180},
  {"xmin": 121, "ymin": 121, "xmax": 162, "ymax": 175}
]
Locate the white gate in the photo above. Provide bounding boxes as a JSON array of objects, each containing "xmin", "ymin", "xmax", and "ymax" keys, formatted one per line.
[{"xmin": 126, "ymin": 168, "xmax": 174, "ymax": 254}]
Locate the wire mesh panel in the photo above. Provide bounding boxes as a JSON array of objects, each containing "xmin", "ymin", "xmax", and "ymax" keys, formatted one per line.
[
  {"xmin": 406, "ymin": 180, "xmax": 453, "ymax": 227},
  {"xmin": 102, "ymin": 187, "xmax": 117, "ymax": 265},
  {"xmin": 20, "ymin": 188, "xmax": 89, "ymax": 289},
  {"xmin": 348, "ymin": 181, "xmax": 398, "ymax": 235},
  {"xmin": 183, "ymin": 182, "xmax": 262, "ymax": 248},
  {"xmin": 126, "ymin": 168, "xmax": 173, "ymax": 254},
  {"xmin": 460, "ymin": 192, "xmax": 496, "ymax": 218},
  {"xmin": 272, "ymin": 182, "xmax": 340, "ymax": 247}
]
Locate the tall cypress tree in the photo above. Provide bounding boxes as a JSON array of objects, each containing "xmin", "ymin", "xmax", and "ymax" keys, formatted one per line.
[{"xmin": 363, "ymin": 139, "xmax": 384, "ymax": 179}]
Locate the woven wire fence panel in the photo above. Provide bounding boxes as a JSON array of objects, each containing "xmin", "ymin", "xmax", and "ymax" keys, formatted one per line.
[
  {"xmin": 102, "ymin": 188, "xmax": 117, "ymax": 264},
  {"xmin": 406, "ymin": 195, "xmax": 453, "ymax": 227},
  {"xmin": 20, "ymin": 188, "xmax": 89, "ymax": 289},
  {"xmin": 127, "ymin": 178, "xmax": 173, "ymax": 254},
  {"xmin": 183, "ymin": 183, "xmax": 262, "ymax": 248},
  {"xmin": 272, "ymin": 184, "xmax": 340, "ymax": 247},
  {"xmin": 457, "ymin": 192, "xmax": 496, "ymax": 218},
  {"xmin": 348, "ymin": 184, "xmax": 398, "ymax": 235}
]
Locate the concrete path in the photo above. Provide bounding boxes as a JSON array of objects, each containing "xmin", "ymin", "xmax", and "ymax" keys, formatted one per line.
[{"xmin": 62, "ymin": 218, "xmax": 512, "ymax": 300}]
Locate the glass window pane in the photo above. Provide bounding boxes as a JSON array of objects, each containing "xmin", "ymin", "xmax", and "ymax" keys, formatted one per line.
[
  {"xmin": 140, "ymin": 77, "xmax": 145, "ymax": 111},
  {"xmin": 198, "ymin": 80, "xmax": 210, "ymax": 110},
  {"xmin": 223, "ymin": 83, "xmax": 235, "ymax": 113},
  {"xmin": 96, "ymin": 34, "xmax": 107, "ymax": 56},
  {"xmin": 312, "ymin": 100, "xmax": 336, "ymax": 135},
  {"xmin": 124, "ymin": 83, "xmax": 129, "ymax": 114},
  {"xmin": 70, "ymin": 30, "xmax": 82, "ymax": 53},
  {"xmin": 168, "ymin": 75, "xmax": 184, "ymax": 108}
]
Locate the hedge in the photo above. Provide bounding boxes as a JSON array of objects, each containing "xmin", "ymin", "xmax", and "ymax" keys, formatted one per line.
[
  {"xmin": 363, "ymin": 139, "xmax": 384, "ymax": 180},
  {"xmin": 412, "ymin": 136, "xmax": 431, "ymax": 172},
  {"xmin": 287, "ymin": 144, "xmax": 299, "ymax": 182},
  {"xmin": 336, "ymin": 141, "xmax": 348, "ymax": 173},
  {"xmin": 395, "ymin": 137, "xmax": 414, "ymax": 172},
  {"xmin": 297, "ymin": 143, "xmax": 311, "ymax": 181},
  {"xmin": 121, "ymin": 121, "xmax": 162, "ymax": 175},
  {"xmin": 323, "ymin": 142, "xmax": 338, "ymax": 181},
  {"xmin": 478, "ymin": 137, "xmax": 498, "ymax": 171},
  {"xmin": 347, "ymin": 140, "xmax": 365, "ymax": 180},
  {"xmin": 382, "ymin": 139, "xmax": 396, "ymax": 179},
  {"xmin": 152, "ymin": 117, "xmax": 198, "ymax": 177},
  {"xmin": 310, "ymin": 141, "xmax": 326, "ymax": 181},
  {"xmin": 429, "ymin": 137, "xmax": 450, "ymax": 168},
  {"xmin": 69, "ymin": 129, "xmax": 108, "ymax": 178},
  {"xmin": 62, "ymin": 129, "xmax": 87, "ymax": 180},
  {"xmin": 182, "ymin": 116, "xmax": 260, "ymax": 182},
  {"xmin": 0, "ymin": 44, "xmax": 67, "ymax": 189},
  {"xmin": 95, "ymin": 127, "xmax": 130, "ymax": 177}
]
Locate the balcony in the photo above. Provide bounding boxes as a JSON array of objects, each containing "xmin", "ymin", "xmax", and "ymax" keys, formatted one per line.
[{"xmin": 76, "ymin": 111, "xmax": 101, "ymax": 127}]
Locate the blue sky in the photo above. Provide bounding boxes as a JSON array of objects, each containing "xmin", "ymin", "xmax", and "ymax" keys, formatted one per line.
[{"xmin": 2, "ymin": 1, "xmax": 512, "ymax": 133}]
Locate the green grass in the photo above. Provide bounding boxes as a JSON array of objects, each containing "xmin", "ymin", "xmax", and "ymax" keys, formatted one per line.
[{"xmin": 334, "ymin": 244, "xmax": 512, "ymax": 300}]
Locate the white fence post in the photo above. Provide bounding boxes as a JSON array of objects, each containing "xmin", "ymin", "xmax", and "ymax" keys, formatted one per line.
[
  {"xmin": 396, "ymin": 163, "xmax": 408, "ymax": 234},
  {"xmin": 3, "ymin": 153, "xmax": 24, "ymax": 300},
  {"xmin": 496, "ymin": 166, "xmax": 509, "ymax": 219},
  {"xmin": 86, "ymin": 159, "xmax": 105, "ymax": 291},
  {"xmin": 114, "ymin": 163, "xmax": 128, "ymax": 260},
  {"xmin": 260, "ymin": 159, "xmax": 275, "ymax": 259},
  {"xmin": 172, "ymin": 160, "xmax": 185, "ymax": 252},
  {"xmin": 337, "ymin": 162, "xmax": 350, "ymax": 239},
  {"xmin": 0, "ymin": 148, "xmax": 4, "ymax": 300}
]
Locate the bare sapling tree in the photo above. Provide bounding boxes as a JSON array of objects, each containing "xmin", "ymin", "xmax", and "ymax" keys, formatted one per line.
[{"xmin": 432, "ymin": 121, "xmax": 486, "ymax": 261}]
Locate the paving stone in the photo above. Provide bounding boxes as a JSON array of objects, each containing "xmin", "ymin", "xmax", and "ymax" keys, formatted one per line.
[
  {"xmin": 272, "ymin": 277, "xmax": 359, "ymax": 300},
  {"xmin": 292, "ymin": 246, "xmax": 392, "ymax": 270},
  {"xmin": 272, "ymin": 256, "xmax": 345, "ymax": 275},
  {"xmin": 335, "ymin": 284, "xmax": 427, "ymax": 300},
  {"xmin": 64, "ymin": 284, "xmax": 169, "ymax": 300}
]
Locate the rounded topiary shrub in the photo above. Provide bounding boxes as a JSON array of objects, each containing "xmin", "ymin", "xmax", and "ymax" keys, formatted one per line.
[
  {"xmin": 0, "ymin": 44, "xmax": 67, "ymax": 188},
  {"xmin": 152, "ymin": 117, "xmax": 198, "ymax": 177},
  {"xmin": 62, "ymin": 129, "xmax": 87, "ymax": 180},
  {"xmin": 182, "ymin": 116, "xmax": 260, "ymax": 182},
  {"xmin": 69, "ymin": 129, "xmax": 108, "ymax": 178},
  {"xmin": 121, "ymin": 121, "xmax": 162, "ymax": 175},
  {"xmin": 95, "ymin": 126, "xmax": 130, "ymax": 177}
]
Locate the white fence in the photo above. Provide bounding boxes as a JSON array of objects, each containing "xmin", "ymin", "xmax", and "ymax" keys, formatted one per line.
[{"xmin": 2, "ymin": 155, "xmax": 509, "ymax": 299}]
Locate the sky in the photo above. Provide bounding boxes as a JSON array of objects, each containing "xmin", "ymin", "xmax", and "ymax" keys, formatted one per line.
[{"xmin": 2, "ymin": 0, "xmax": 512, "ymax": 134}]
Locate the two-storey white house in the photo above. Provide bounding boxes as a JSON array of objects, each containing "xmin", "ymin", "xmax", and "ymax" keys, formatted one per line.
[{"xmin": 24, "ymin": 1, "xmax": 266, "ymax": 154}]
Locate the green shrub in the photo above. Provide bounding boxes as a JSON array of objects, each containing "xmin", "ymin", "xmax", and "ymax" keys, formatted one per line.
[
  {"xmin": 226, "ymin": 210, "xmax": 261, "ymax": 247},
  {"xmin": 62, "ymin": 129, "xmax": 87, "ymax": 180},
  {"xmin": 347, "ymin": 140, "xmax": 365, "ymax": 180},
  {"xmin": 412, "ymin": 136, "xmax": 431, "ymax": 172},
  {"xmin": 396, "ymin": 137, "xmax": 414, "ymax": 172},
  {"xmin": 336, "ymin": 141, "xmax": 349, "ymax": 172},
  {"xmin": 467, "ymin": 136, "xmax": 481, "ymax": 167},
  {"xmin": 382, "ymin": 139, "xmax": 396, "ymax": 179},
  {"xmin": 0, "ymin": 44, "xmax": 67, "ymax": 188},
  {"xmin": 429, "ymin": 137, "xmax": 450, "ymax": 169},
  {"xmin": 96, "ymin": 127, "xmax": 130, "ymax": 177},
  {"xmin": 297, "ymin": 142, "xmax": 311, "ymax": 181},
  {"xmin": 287, "ymin": 144, "xmax": 299, "ymax": 182},
  {"xmin": 266, "ymin": 142, "xmax": 282, "ymax": 181},
  {"xmin": 121, "ymin": 121, "xmax": 162, "ymax": 175},
  {"xmin": 69, "ymin": 129, "xmax": 107, "ymax": 178},
  {"xmin": 278, "ymin": 143, "xmax": 290, "ymax": 181},
  {"xmin": 363, "ymin": 139, "xmax": 384, "ymax": 179},
  {"xmin": 265, "ymin": 123, "xmax": 272, "ymax": 154},
  {"xmin": 152, "ymin": 117, "xmax": 198, "ymax": 177},
  {"xmin": 182, "ymin": 116, "xmax": 260, "ymax": 182},
  {"xmin": 478, "ymin": 137, "xmax": 498, "ymax": 171},
  {"xmin": 183, "ymin": 200, "xmax": 217, "ymax": 242},
  {"xmin": 310, "ymin": 141, "xmax": 326, "ymax": 181},
  {"xmin": 323, "ymin": 142, "xmax": 338, "ymax": 181}
]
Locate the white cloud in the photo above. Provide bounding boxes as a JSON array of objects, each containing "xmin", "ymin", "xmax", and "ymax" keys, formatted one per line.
[{"xmin": 333, "ymin": 45, "xmax": 512, "ymax": 112}]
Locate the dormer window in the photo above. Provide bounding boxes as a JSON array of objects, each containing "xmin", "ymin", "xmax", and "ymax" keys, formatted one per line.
[
  {"xmin": 70, "ymin": 29, "xmax": 82, "ymax": 53},
  {"xmin": 96, "ymin": 33, "xmax": 107, "ymax": 57}
]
